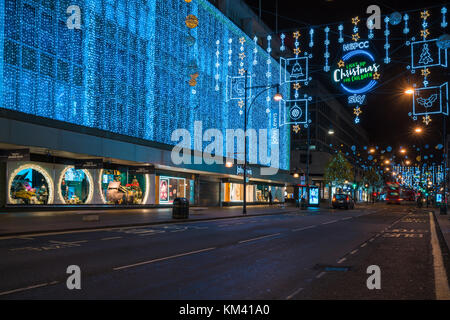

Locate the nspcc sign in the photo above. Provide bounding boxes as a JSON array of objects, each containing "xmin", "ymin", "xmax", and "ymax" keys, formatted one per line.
[{"xmin": 333, "ymin": 49, "xmax": 380, "ymax": 95}]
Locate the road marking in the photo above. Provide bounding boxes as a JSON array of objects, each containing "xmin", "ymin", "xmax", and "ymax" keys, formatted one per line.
[
  {"xmin": 428, "ymin": 212, "xmax": 450, "ymax": 300},
  {"xmin": 0, "ymin": 283, "xmax": 49, "ymax": 296},
  {"xmin": 316, "ymin": 272, "xmax": 326, "ymax": 279},
  {"xmin": 350, "ymin": 249, "xmax": 358, "ymax": 255},
  {"xmin": 292, "ymin": 225, "xmax": 316, "ymax": 232},
  {"xmin": 286, "ymin": 287, "xmax": 303, "ymax": 300},
  {"xmin": 337, "ymin": 257, "xmax": 347, "ymax": 264},
  {"xmin": 113, "ymin": 247, "xmax": 216, "ymax": 271},
  {"xmin": 238, "ymin": 233, "xmax": 281, "ymax": 244},
  {"xmin": 341, "ymin": 217, "xmax": 353, "ymax": 221},
  {"xmin": 322, "ymin": 220, "xmax": 339, "ymax": 225},
  {"xmin": 361, "ymin": 243, "xmax": 367, "ymax": 248},
  {"xmin": 101, "ymin": 237, "xmax": 122, "ymax": 241}
]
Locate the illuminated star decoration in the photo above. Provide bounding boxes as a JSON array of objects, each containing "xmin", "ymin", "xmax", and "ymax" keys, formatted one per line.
[
  {"xmin": 239, "ymin": 52, "xmax": 246, "ymax": 60},
  {"xmin": 238, "ymin": 68, "xmax": 246, "ymax": 76},
  {"xmin": 352, "ymin": 16, "xmax": 360, "ymax": 25},
  {"xmin": 338, "ymin": 60, "xmax": 345, "ymax": 68},
  {"xmin": 293, "ymin": 47, "xmax": 301, "ymax": 55},
  {"xmin": 423, "ymin": 115, "xmax": 432, "ymax": 125},
  {"xmin": 373, "ymin": 72, "xmax": 380, "ymax": 80},
  {"xmin": 293, "ymin": 82, "xmax": 301, "ymax": 90},
  {"xmin": 421, "ymin": 68, "xmax": 430, "ymax": 77},
  {"xmin": 355, "ymin": 117, "xmax": 360, "ymax": 124},
  {"xmin": 292, "ymin": 125, "xmax": 301, "ymax": 133},
  {"xmin": 239, "ymin": 37, "xmax": 246, "ymax": 44},
  {"xmin": 354, "ymin": 107, "xmax": 362, "ymax": 116},
  {"xmin": 293, "ymin": 31, "xmax": 301, "ymax": 39},
  {"xmin": 421, "ymin": 10, "xmax": 430, "ymax": 20},
  {"xmin": 420, "ymin": 29, "xmax": 430, "ymax": 38},
  {"xmin": 352, "ymin": 33, "xmax": 360, "ymax": 42}
]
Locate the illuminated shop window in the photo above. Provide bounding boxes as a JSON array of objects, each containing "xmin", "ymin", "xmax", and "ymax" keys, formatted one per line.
[
  {"xmin": 9, "ymin": 165, "xmax": 53, "ymax": 205},
  {"xmin": 100, "ymin": 169, "xmax": 148, "ymax": 205},
  {"xmin": 58, "ymin": 167, "xmax": 93, "ymax": 204},
  {"xmin": 159, "ymin": 176, "xmax": 187, "ymax": 204}
]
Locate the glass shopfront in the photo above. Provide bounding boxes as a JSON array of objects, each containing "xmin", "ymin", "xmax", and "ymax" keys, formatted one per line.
[
  {"xmin": 59, "ymin": 167, "xmax": 92, "ymax": 204},
  {"xmin": 101, "ymin": 169, "xmax": 147, "ymax": 205},
  {"xmin": 9, "ymin": 164, "xmax": 53, "ymax": 204},
  {"xmin": 158, "ymin": 176, "xmax": 189, "ymax": 204}
]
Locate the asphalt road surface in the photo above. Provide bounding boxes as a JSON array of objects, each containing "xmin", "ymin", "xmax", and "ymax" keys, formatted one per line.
[{"xmin": 0, "ymin": 204, "xmax": 449, "ymax": 299}]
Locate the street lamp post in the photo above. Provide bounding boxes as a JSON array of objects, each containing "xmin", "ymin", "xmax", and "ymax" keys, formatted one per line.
[{"xmin": 242, "ymin": 76, "xmax": 282, "ymax": 214}]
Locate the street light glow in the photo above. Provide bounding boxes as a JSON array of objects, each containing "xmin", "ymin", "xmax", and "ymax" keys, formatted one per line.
[
  {"xmin": 414, "ymin": 127, "xmax": 423, "ymax": 134},
  {"xmin": 328, "ymin": 129, "xmax": 335, "ymax": 135},
  {"xmin": 273, "ymin": 92, "xmax": 283, "ymax": 102},
  {"xmin": 405, "ymin": 88, "xmax": 414, "ymax": 95}
]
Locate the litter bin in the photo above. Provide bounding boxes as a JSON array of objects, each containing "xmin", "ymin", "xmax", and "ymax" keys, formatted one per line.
[{"xmin": 173, "ymin": 197, "xmax": 189, "ymax": 219}]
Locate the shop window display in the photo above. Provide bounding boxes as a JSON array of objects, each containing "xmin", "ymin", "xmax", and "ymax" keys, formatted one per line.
[
  {"xmin": 59, "ymin": 168, "xmax": 92, "ymax": 204},
  {"xmin": 9, "ymin": 166, "xmax": 51, "ymax": 204},
  {"xmin": 101, "ymin": 169, "xmax": 147, "ymax": 204},
  {"xmin": 159, "ymin": 176, "xmax": 187, "ymax": 204}
]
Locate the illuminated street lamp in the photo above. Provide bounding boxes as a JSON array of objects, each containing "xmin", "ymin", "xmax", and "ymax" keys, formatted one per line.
[
  {"xmin": 405, "ymin": 160, "xmax": 411, "ymax": 165},
  {"xmin": 400, "ymin": 148, "xmax": 407, "ymax": 154},
  {"xmin": 384, "ymin": 159, "xmax": 390, "ymax": 165},
  {"xmin": 414, "ymin": 127, "xmax": 423, "ymax": 134},
  {"xmin": 405, "ymin": 88, "xmax": 414, "ymax": 95},
  {"xmin": 369, "ymin": 148, "xmax": 375, "ymax": 154},
  {"xmin": 242, "ymin": 81, "xmax": 283, "ymax": 215}
]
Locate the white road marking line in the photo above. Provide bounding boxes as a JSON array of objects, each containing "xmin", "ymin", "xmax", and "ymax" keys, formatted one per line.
[
  {"xmin": 238, "ymin": 233, "xmax": 281, "ymax": 244},
  {"xmin": 16, "ymin": 237, "xmax": 34, "ymax": 240},
  {"xmin": 292, "ymin": 225, "xmax": 317, "ymax": 232},
  {"xmin": 428, "ymin": 212, "xmax": 450, "ymax": 300},
  {"xmin": 316, "ymin": 272, "xmax": 326, "ymax": 279},
  {"xmin": 322, "ymin": 220, "xmax": 339, "ymax": 225},
  {"xmin": 286, "ymin": 287, "xmax": 304, "ymax": 300},
  {"xmin": 361, "ymin": 243, "xmax": 367, "ymax": 247},
  {"xmin": 369, "ymin": 238, "xmax": 375, "ymax": 242},
  {"xmin": 101, "ymin": 237, "xmax": 122, "ymax": 241},
  {"xmin": 341, "ymin": 217, "xmax": 352, "ymax": 221},
  {"xmin": 113, "ymin": 247, "xmax": 216, "ymax": 271},
  {"xmin": 0, "ymin": 283, "xmax": 49, "ymax": 296},
  {"xmin": 337, "ymin": 257, "xmax": 347, "ymax": 264},
  {"xmin": 350, "ymin": 249, "xmax": 358, "ymax": 255}
]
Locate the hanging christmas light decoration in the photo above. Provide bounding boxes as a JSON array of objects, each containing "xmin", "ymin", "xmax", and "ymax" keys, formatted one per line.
[
  {"xmin": 265, "ymin": 35, "xmax": 272, "ymax": 114},
  {"xmin": 338, "ymin": 24, "xmax": 344, "ymax": 43},
  {"xmin": 384, "ymin": 16, "xmax": 391, "ymax": 64},
  {"xmin": 214, "ymin": 40, "xmax": 220, "ymax": 91},
  {"xmin": 227, "ymin": 38, "xmax": 233, "ymax": 67},
  {"xmin": 252, "ymin": 36, "xmax": 258, "ymax": 66},
  {"xmin": 442, "ymin": 7, "xmax": 448, "ymax": 28},
  {"xmin": 309, "ymin": 28, "xmax": 314, "ymax": 48},
  {"xmin": 403, "ymin": 13, "xmax": 410, "ymax": 34},
  {"xmin": 280, "ymin": 33, "xmax": 286, "ymax": 51},
  {"xmin": 368, "ymin": 20, "xmax": 374, "ymax": 39},
  {"xmin": 324, "ymin": 26, "xmax": 330, "ymax": 72}
]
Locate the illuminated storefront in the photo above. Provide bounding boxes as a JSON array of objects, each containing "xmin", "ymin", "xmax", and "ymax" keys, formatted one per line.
[
  {"xmin": 58, "ymin": 167, "xmax": 93, "ymax": 204},
  {"xmin": 100, "ymin": 169, "xmax": 149, "ymax": 205},
  {"xmin": 8, "ymin": 164, "xmax": 53, "ymax": 205},
  {"xmin": 222, "ymin": 181, "xmax": 285, "ymax": 205}
]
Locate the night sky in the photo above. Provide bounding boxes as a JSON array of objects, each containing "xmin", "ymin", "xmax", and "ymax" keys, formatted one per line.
[{"xmin": 244, "ymin": 0, "xmax": 449, "ymax": 165}]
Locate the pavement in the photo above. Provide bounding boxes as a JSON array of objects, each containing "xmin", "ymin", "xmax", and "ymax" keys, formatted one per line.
[
  {"xmin": 434, "ymin": 209, "xmax": 450, "ymax": 254},
  {"xmin": 0, "ymin": 203, "xmax": 322, "ymax": 236},
  {"xmin": 0, "ymin": 203, "xmax": 449, "ymax": 299}
]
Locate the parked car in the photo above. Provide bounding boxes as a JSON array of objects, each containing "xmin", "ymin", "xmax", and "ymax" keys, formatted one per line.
[{"xmin": 332, "ymin": 194, "xmax": 355, "ymax": 209}]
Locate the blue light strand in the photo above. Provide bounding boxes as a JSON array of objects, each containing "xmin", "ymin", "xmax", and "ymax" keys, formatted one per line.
[
  {"xmin": 442, "ymin": 7, "xmax": 448, "ymax": 28},
  {"xmin": 309, "ymin": 28, "xmax": 314, "ymax": 48},
  {"xmin": 338, "ymin": 24, "xmax": 344, "ymax": 44},
  {"xmin": 384, "ymin": 16, "xmax": 391, "ymax": 64},
  {"xmin": 324, "ymin": 26, "xmax": 330, "ymax": 72},
  {"xmin": 0, "ymin": 0, "xmax": 291, "ymax": 171},
  {"xmin": 403, "ymin": 14, "xmax": 410, "ymax": 34}
]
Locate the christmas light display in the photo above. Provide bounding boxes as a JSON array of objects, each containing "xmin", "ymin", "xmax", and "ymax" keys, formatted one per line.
[
  {"xmin": 442, "ymin": 7, "xmax": 448, "ymax": 28},
  {"xmin": 0, "ymin": 0, "xmax": 290, "ymax": 170},
  {"xmin": 384, "ymin": 16, "xmax": 391, "ymax": 64},
  {"xmin": 324, "ymin": 27, "xmax": 330, "ymax": 72}
]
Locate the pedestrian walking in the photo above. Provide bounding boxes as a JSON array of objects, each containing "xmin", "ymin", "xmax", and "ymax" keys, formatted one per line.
[{"xmin": 268, "ymin": 190, "xmax": 273, "ymax": 205}]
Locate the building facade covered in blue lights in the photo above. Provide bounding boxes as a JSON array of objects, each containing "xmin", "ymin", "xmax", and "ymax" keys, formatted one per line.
[{"xmin": 0, "ymin": 0, "xmax": 293, "ymax": 207}]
